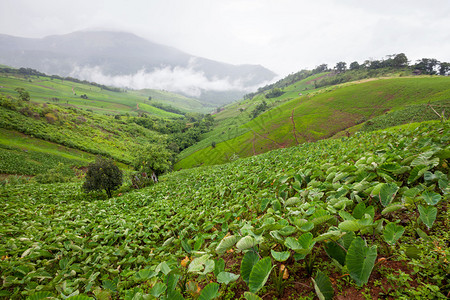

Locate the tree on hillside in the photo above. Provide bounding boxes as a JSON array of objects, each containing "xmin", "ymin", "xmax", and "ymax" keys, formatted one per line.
[
  {"xmin": 439, "ymin": 62, "xmax": 450, "ymax": 75},
  {"xmin": 133, "ymin": 144, "xmax": 173, "ymax": 187},
  {"xmin": 15, "ymin": 87, "xmax": 30, "ymax": 102},
  {"xmin": 83, "ymin": 157, "xmax": 123, "ymax": 198},
  {"xmin": 349, "ymin": 61, "xmax": 360, "ymax": 70},
  {"xmin": 414, "ymin": 58, "xmax": 439, "ymax": 74},
  {"xmin": 314, "ymin": 64, "xmax": 328, "ymax": 73},
  {"xmin": 392, "ymin": 53, "xmax": 409, "ymax": 68},
  {"xmin": 335, "ymin": 62, "xmax": 347, "ymax": 73}
]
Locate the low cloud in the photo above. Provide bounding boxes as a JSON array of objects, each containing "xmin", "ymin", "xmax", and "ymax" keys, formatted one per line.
[{"xmin": 70, "ymin": 65, "xmax": 258, "ymax": 97}]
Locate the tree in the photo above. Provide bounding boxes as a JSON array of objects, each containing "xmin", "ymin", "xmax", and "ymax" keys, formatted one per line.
[
  {"xmin": 334, "ymin": 62, "xmax": 347, "ymax": 73},
  {"xmin": 134, "ymin": 144, "xmax": 173, "ymax": 181},
  {"xmin": 414, "ymin": 58, "xmax": 439, "ymax": 74},
  {"xmin": 15, "ymin": 88, "xmax": 30, "ymax": 102},
  {"xmin": 439, "ymin": 62, "xmax": 450, "ymax": 75},
  {"xmin": 83, "ymin": 157, "xmax": 123, "ymax": 198},
  {"xmin": 392, "ymin": 53, "xmax": 408, "ymax": 68},
  {"xmin": 349, "ymin": 61, "xmax": 360, "ymax": 70}
]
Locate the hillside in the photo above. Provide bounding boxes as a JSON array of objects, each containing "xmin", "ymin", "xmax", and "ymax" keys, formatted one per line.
[
  {"xmin": 1, "ymin": 120, "xmax": 449, "ymax": 298},
  {"xmin": 0, "ymin": 68, "xmax": 212, "ymax": 115},
  {"xmin": 0, "ymin": 31, "xmax": 277, "ymax": 105},
  {"xmin": 176, "ymin": 76, "xmax": 450, "ymax": 169}
]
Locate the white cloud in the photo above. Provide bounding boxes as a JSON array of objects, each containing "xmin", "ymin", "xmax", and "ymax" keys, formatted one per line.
[{"xmin": 70, "ymin": 64, "xmax": 258, "ymax": 97}]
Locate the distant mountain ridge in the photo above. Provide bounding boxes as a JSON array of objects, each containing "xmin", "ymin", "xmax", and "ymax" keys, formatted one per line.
[{"xmin": 0, "ymin": 31, "xmax": 277, "ymax": 104}]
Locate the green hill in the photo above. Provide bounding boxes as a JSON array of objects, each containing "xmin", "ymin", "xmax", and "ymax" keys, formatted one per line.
[
  {"xmin": 1, "ymin": 120, "xmax": 449, "ymax": 298},
  {"xmin": 176, "ymin": 76, "xmax": 450, "ymax": 169},
  {"xmin": 0, "ymin": 68, "xmax": 211, "ymax": 116}
]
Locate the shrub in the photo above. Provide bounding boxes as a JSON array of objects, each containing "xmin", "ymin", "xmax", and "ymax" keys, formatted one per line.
[{"xmin": 83, "ymin": 157, "xmax": 123, "ymax": 198}]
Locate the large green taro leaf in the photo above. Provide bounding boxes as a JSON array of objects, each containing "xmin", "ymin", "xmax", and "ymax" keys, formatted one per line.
[{"xmin": 345, "ymin": 237, "xmax": 377, "ymax": 287}]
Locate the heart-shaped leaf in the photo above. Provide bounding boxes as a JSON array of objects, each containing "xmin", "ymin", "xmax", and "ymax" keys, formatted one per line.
[
  {"xmin": 270, "ymin": 250, "xmax": 290, "ymax": 262},
  {"xmin": 249, "ymin": 257, "xmax": 273, "ymax": 294},
  {"xmin": 240, "ymin": 251, "xmax": 259, "ymax": 285},
  {"xmin": 215, "ymin": 235, "xmax": 237, "ymax": 255},
  {"xmin": 198, "ymin": 282, "xmax": 219, "ymax": 300},
  {"xmin": 379, "ymin": 183, "xmax": 399, "ymax": 207},
  {"xmin": 244, "ymin": 292, "xmax": 263, "ymax": 300},
  {"xmin": 236, "ymin": 236, "xmax": 255, "ymax": 251},
  {"xmin": 312, "ymin": 270, "xmax": 334, "ymax": 300},
  {"xmin": 345, "ymin": 237, "xmax": 377, "ymax": 287},
  {"xmin": 418, "ymin": 205, "xmax": 437, "ymax": 229},
  {"xmin": 383, "ymin": 222, "xmax": 405, "ymax": 245},
  {"xmin": 150, "ymin": 282, "xmax": 167, "ymax": 298},
  {"xmin": 216, "ymin": 272, "xmax": 240, "ymax": 285},
  {"xmin": 422, "ymin": 191, "xmax": 441, "ymax": 206}
]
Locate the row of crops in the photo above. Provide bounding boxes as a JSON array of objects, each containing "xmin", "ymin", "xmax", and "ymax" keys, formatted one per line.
[{"xmin": 1, "ymin": 120, "xmax": 449, "ymax": 299}]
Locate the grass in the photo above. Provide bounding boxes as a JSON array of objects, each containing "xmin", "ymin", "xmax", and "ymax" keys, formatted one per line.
[{"xmin": 176, "ymin": 76, "xmax": 450, "ymax": 169}]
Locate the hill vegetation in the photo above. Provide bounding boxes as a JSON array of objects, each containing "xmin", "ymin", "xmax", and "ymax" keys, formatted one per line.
[
  {"xmin": 176, "ymin": 76, "xmax": 450, "ymax": 169},
  {"xmin": 1, "ymin": 120, "xmax": 449, "ymax": 299},
  {"xmin": 0, "ymin": 67, "xmax": 212, "ymax": 115},
  {"xmin": 1, "ymin": 51, "xmax": 450, "ymax": 299}
]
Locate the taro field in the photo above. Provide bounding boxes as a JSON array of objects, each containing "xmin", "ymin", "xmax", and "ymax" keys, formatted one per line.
[{"xmin": 1, "ymin": 120, "xmax": 449, "ymax": 299}]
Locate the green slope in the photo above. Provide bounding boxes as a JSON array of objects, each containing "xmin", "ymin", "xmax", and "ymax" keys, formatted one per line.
[
  {"xmin": 0, "ymin": 128, "xmax": 98, "ymax": 176},
  {"xmin": 0, "ymin": 72, "xmax": 208, "ymax": 116},
  {"xmin": 1, "ymin": 120, "xmax": 449, "ymax": 298},
  {"xmin": 176, "ymin": 76, "xmax": 450, "ymax": 169},
  {"xmin": 0, "ymin": 99, "xmax": 164, "ymax": 166}
]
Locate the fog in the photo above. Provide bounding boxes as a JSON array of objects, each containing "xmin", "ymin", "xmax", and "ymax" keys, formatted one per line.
[{"xmin": 71, "ymin": 63, "xmax": 262, "ymax": 97}]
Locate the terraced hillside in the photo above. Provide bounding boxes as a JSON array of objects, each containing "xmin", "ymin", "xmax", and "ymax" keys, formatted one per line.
[{"xmin": 176, "ymin": 76, "xmax": 450, "ymax": 169}]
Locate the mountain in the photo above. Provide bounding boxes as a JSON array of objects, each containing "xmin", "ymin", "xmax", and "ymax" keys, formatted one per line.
[{"xmin": 0, "ymin": 31, "xmax": 276, "ymax": 105}]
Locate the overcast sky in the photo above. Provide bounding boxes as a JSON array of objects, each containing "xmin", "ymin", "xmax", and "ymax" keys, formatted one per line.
[{"xmin": 1, "ymin": 0, "xmax": 449, "ymax": 76}]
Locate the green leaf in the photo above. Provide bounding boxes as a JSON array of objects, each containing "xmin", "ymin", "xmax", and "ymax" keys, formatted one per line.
[
  {"xmin": 166, "ymin": 290, "xmax": 185, "ymax": 300},
  {"xmin": 312, "ymin": 270, "xmax": 334, "ymax": 300},
  {"xmin": 249, "ymin": 257, "xmax": 273, "ymax": 294},
  {"xmin": 381, "ymin": 203, "xmax": 403, "ymax": 215},
  {"xmin": 285, "ymin": 237, "xmax": 301, "ymax": 251},
  {"xmin": 150, "ymin": 282, "xmax": 167, "ymax": 298},
  {"xmin": 157, "ymin": 261, "xmax": 171, "ymax": 275},
  {"xmin": 236, "ymin": 236, "xmax": 255, "ymax": 251},
  {"xmin": 134, "ymin": 269, "xmax": 156, "ymax": 280},
  {"xmin": 244, "ymin": 292, "xmax": 263, "ymax": 300},
  {"xmin": 379, "ymin": 183, "xmax": 399, "ymax": 207},
  {"xmin": 213, "ymin": 258, "xmax": 225, "ymax": 277},
  {"xmin": 270, "ymin": 250, "xmax": 290, "ymax": 262},
  {"xmin": 67, "ymin": 296, "xmax": 94, "ymax": 300},
  {"xmin": 345, "ymin": 237, "xmax": 377, "ymax": 287},
  {"xmin": 215, "ymin": 235, "xmax": 237, "ymax": 255},
  {"xmin": 325, "ymin": 241, "xmax": 347, "ymax": 266},
  {"xmin": 338, "ymin": 220, "xmax": 364, "ymax": 232},
  {"xmin": 418, "ymin": 205, "xmax": 437, "ymax": 229},
  {"xmin": 383, "ymin": 222, "xmax": 405, "ymax": 245},
  {"xmin": 181, "ymin": 239, "xmax": 192, "ymax": 254},
  {"xmin": 298, "ymin": 232, "xmax": 315, "ymax": 249},
  {"xmin": 198, "ymin": 282, "xmax": 219, "ymax": 300},
  {"xmin": 285, "ymin": 197, "xmax": 301, "ymax": 206},
  {"xmin": 352, "ymin": 202, "xmax": 367, "ymax": 219},
  {"xmin": 241, "ymin": 251, "xmax": 259, "ymax": 285},
  {"xmin": 422, "ymin": 191, "xmax": 441, "ymax": 206},
  {"xmin": 188, "ymin": 254, "xmax": 211, "ymax": 273},
  {"xmin": 408, "ymin": 165, "xmax": 429, "ymax": 184},
  {"xmin": 26, "ymin": 291, "xmax": 56, "ymax": 300},
  {"xmin": 216, "ymin": 272, "xmax": 240, "ymax": 285}
]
